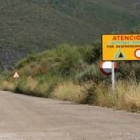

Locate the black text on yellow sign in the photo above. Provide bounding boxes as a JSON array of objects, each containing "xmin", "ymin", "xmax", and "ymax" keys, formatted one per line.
[{"xmin": 102, "ymin": 34, "xmax": 140, "ymax": 61}]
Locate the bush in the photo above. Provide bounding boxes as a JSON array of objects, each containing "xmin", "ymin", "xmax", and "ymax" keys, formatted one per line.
[
  {"xmin": 92, "ymin": 80, "xmax": 140, "ymax": 112},
  {"xmin": 116, "ymin": 61, "xmax": 140, "ymax": 81},
  {"xmin": 51, "ymin": 81, "xmax": 88, "ymax": 103},
  {"xmin": 16, "ymin": 54, "xmax": 39, "ymax": 69},
  {"xmin": 75, "ymin": 64, "xmax": 102, "ymax": 83},
  {"xmin": 80, "ymin": 43, "xmax": 101, "ymax": 64},
  {"xmin": 3, "ymin": 44, "xmax": 140, "ymax": 113}
]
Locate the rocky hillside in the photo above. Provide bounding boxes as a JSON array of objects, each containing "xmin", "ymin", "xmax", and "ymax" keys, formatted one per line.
[{"xmin": 0, "ymin": 0, "xmax": 140, "ymax": 70}]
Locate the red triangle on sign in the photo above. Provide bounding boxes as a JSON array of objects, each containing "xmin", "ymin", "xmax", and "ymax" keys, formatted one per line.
[{"xmin": 13, "ymin": 72, "xmax": 19, "ymax": 78}]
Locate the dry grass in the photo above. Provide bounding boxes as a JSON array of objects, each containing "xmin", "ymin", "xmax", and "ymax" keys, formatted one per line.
[
  {"xmin": 51, "ymin": 81, "xmax": 88, "ymax": 103},
  {"xmin": 14, "ymin": 77, "xmax": 50, "ymax": 97},
  {"xmin": 25, "ymin": 77, "xmax": 39, "ymax": 92},
  {"xmin": 94, "ymin": 80, "xmax": 140, "ymax": 112},
  {"xmin": 116, "ymin": 80, "xmax": 140, "ymax": 111},
  {"xmin": 1, "ymin": 81, "xmax": 15, "ymax": 91},
  {"xmin": 1, "ymin": 77, "xmax": 140, "ymax": 112}
]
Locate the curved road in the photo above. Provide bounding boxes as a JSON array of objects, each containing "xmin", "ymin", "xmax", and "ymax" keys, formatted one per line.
[{"xmin": 0, "ymin": 91, "xmax": 140, "ymax": 140}]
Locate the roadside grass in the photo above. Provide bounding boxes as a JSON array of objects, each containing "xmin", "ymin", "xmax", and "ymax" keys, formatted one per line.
[
  {"xmin": 1, "ymin": 45, "xmax": 140, "ymax": 113},
  {"xmin": 93, "ymin": 80, "xmax": 140, "ymax": 112},
  {"xmin": 13, "ymin": 76, "xmax": 58, "ymax": 98},
  {"xmin": 51, "ymin": 81, "xmax": 88, "ymax": 103},
  {"xmin": 1, "ymin": 80, "xmax": 15, "ymax": 91},
  {"xmin": 1, "ymin": 78, "xmax": 140, "ymax": 112}
]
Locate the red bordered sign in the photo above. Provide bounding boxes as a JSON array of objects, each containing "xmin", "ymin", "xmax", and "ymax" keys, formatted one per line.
[
  {"xmin": 100, "ymin": 61, "xmax": 117, "ymax": 76},
  {"xmin": 134, "ymin": 49, "xmax": 140, "ymax": 59}
]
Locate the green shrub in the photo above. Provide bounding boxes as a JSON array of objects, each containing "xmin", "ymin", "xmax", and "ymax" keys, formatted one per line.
[
  {"xmin": 16, "ymin": 54, "xmax": 39, "ymax": 69},
  {"xmin": 75, "ymin": 64, "xmax": 102, "ymax": 83},
  {"xmin": 80, "ymin": 43, "xmax": 101, "ymax": 64}
]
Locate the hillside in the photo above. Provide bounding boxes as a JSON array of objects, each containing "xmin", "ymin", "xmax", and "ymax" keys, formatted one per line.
[
  {"xmin": 1, "ymin": 45, "xmax": 140, "ymax": 112},
  {"xmin": 0, "ymin": 0, "xmax": 140, "ymax": 70}
]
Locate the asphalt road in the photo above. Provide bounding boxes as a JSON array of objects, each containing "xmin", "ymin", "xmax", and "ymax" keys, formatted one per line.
[{"xmin": 0, "ymin": 91, "xmax": 140, "ymax": 140}]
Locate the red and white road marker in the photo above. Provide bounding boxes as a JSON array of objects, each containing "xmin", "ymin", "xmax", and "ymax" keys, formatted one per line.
[
  {"xmin": 100, "ymin": 61, "xmax": 117, "ymax": 76},
  {"xmin": 100, "ymin": 61, "xmax": 117, "ymax": 90}
]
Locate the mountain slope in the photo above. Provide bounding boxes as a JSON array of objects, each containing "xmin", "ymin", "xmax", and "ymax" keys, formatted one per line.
[{"xmin": 0, "ymin": 0, "xmax": 140, "ymax": 70}]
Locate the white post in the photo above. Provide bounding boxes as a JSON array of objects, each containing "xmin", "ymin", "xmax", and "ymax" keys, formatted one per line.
[{"xmin": 112, "ymin": 62, "xmax": 115, "ymax": 90}]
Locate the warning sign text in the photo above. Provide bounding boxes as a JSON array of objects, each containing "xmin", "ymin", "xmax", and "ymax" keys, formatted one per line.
[{"xmin": 102, "ymin": 34, "xmax": 140, "ymax": 61}]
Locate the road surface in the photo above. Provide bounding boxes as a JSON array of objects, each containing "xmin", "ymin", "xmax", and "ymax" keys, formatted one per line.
[{"xmin": 0, "ymin": 91, "xmax": 140, "ymax": 140}]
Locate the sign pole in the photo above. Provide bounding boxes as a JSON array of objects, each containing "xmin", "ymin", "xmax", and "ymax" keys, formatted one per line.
[{"xmin": 112, "ymin": 62, "xmax": 115, "ymax": 91}]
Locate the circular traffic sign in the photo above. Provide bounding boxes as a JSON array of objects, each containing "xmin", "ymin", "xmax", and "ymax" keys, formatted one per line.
[
  {"xmin": 135, "ymin": 49, "xmax": 140, "ymax": 58},
  {"xmin": 100, "ymin": 61, "xmax": 117, "ymax": 76}
]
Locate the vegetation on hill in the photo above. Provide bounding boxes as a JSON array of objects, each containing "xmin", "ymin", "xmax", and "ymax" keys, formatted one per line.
[
  {"xmin": 1, "ymin": 0, "xmax": 140, "ymax": 112},
  {"xmin": 1, "ymin": 44, "xmax": 140, "ymax": 112},
  {"xmin": 0, "ymin": 0, "xmax": 140, "ymax": 70}
]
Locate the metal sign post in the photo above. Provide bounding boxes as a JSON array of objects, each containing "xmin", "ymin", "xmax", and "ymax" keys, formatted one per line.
[
  {"xmin": 13, "ymin": 72, "xmax": 20, "ymax": 86},
  {"xmin": 102, "ymin": 34, "xmax": 140, "ymax": 91},
  {"xmin": 111, "ymin": 62, "xmax": 115, "ymax": 90},
  {"xmin": 100, "ymin": 61, "xmax": 116, "ymax": 90}
]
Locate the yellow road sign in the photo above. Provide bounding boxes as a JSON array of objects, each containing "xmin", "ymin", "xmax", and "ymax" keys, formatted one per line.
[{"xmin": 102, "ymin": 34, "xmax": 140, "ymax": 61}]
